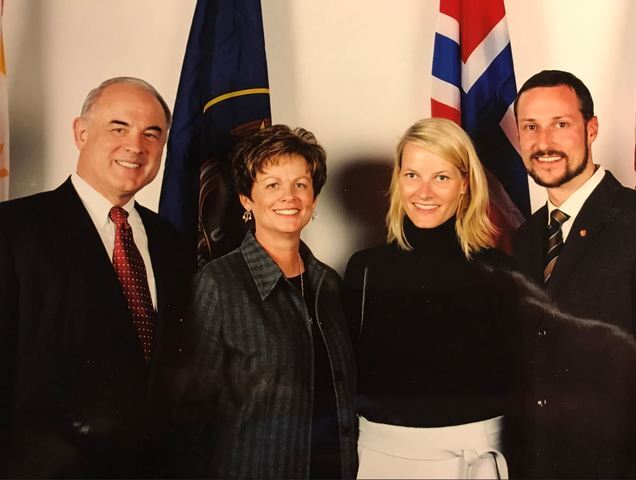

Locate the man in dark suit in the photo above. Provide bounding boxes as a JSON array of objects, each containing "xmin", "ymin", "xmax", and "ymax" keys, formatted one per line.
[
  {"xmin": 513, "ymin": 70, "xmax": 636, "ymax": 335},
  {"xmin": 0, "ymin": 77, "xmax": 189, "ymax": 477}
]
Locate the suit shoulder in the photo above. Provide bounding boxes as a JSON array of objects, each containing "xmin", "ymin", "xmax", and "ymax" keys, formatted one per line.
[
  {"xmin": 613, "ymin": 184, "xmax": 636, "ymax": 212},
  {"xmin": 0, "ymin": 190, "xmax": 60, "ymax": 234},
  {"xmin": 136, "ymin": 206, "xmax": 188, "ymax": 255},
  {"xmin": 596, "ymin": 170, "xmax": 636, "ymax": 214},
  {"xmin": 601, "ymin": 185, "xmax": 636, "ymax": 234},
  {"xmin": 0, "ymin": 189, "xmax": 57, "ymax": 214},
  {"xmin": 136, "ymin": 204, "xmax": 179, "ymax": 233}
]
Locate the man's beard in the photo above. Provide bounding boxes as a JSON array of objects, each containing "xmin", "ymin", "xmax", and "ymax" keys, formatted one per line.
[{"xmin": 527, "ymin": 136, "xmax": 589, "ymax": 189}]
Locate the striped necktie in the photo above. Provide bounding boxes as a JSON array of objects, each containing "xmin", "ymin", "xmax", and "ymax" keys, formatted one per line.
[
  {"xmin": 109, "ymin": 206, "xmax": 156, "ymax": 362},
  {"xmin": 544, "ymin": 209, "xmax": 570, "ymax": 283}
]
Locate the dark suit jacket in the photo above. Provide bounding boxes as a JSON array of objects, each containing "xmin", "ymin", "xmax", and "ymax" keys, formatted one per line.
[
  {"xmin": 513, "ymin": 170, "xmax": 636, "ymax": 334},
  {"xmin": 0, "ymin": 178, "xmax": 189, "ymax": 478},
  {"xmin": 511, "ymin": 272, "xmax": 636, "ymax": 478}
]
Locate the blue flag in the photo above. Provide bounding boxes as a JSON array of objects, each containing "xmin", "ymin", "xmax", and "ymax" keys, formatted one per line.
[{"xmin": 159, "ymin": 0, "xmax": 271, "ymax": 264}]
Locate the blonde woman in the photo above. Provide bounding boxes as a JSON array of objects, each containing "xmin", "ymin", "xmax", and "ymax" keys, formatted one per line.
[{"xmin": 343, "ymin": 118, "xmax": 521, "ymax": 479}]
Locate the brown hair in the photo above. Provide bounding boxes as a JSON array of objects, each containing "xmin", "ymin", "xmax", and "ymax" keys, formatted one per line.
[{"xmin": 232, "ymin": 124, "xmax": 327, "ymax": 199}]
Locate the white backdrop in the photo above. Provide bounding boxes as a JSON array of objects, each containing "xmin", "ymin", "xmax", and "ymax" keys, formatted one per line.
[{"xmin": 4, "ymin": 0, "xmax": 635, "ymax": 272}]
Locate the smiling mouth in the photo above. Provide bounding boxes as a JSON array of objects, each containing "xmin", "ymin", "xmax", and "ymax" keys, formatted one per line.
[
  {"xmin": 531, "ymin": 149, "xmax": 567, "ymax": 164},
  {"xmin": 115, "ymin": 160, "xmax": 141, "ymax": 169},
  {"xmin": 533, "ymin": 155, "xmax": 563, "ymax": 163},
  {"xmin": 274, "ymin": 208, "xmax": 300, "ymax": 216},
  {"xmin": 413, "ymin": 203, "xmax": 439, "ymax": 211}
]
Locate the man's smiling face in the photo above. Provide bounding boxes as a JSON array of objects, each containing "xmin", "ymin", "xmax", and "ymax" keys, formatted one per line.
[
  {"xmin": 516, "ymin": 84, "xmax": 598, "ymax": 192},
  {"xmin": 73, "ymin": 82, "xmax": 168, "ymax": 206}
]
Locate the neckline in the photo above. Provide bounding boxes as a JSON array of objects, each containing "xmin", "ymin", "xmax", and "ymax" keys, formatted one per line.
[{"xmin": 402, "ymin": 215, "xmax": 461, "ymax": 253}]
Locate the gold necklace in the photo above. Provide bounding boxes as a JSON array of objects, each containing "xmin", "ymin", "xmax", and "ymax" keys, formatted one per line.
[{"xmin": 298, "ymin": 252, "xmax": 304, "ymax": 297}]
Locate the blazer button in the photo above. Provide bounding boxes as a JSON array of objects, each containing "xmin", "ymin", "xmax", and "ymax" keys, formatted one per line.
[
  {"xmin": 536, "ymin": 398, "xmax": 548, "ymax": 408},
  {"xmin": 537, "ymin": 328, "xmax": 548, "ymax": 338},
  {"xmin": 72, "ymin": 421, "xmax": 91, "ymax": 434}
]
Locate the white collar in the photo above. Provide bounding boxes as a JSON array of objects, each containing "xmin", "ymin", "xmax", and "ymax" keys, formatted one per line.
[
  {"xmin": 71, "ymin": 172, "xmax": 136, "ymax": 227},
  {"xmin": 547, "ymin": 165, "xmax": 605, "ymax": 221}
]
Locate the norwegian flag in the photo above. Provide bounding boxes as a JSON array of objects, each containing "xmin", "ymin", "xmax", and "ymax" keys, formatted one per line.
[{"xmin": 431, "ymin": 0, "xmax": 529, "ymax": 253}]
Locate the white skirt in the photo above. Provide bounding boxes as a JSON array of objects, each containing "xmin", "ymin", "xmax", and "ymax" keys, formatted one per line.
[{"xmin": 357, "ymin": 415, "xmax": 508, "ymax": 479}]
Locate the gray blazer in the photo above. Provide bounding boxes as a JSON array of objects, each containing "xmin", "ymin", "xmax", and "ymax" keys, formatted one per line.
[{"xmin": 175, "ymin": 231, "xmax": 357, "ymax": 479}]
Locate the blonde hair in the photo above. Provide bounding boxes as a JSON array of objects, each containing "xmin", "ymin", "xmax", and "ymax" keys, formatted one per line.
[{"xmin": 386, "ymin": 118, "xmax": 496, "ymax": 258}]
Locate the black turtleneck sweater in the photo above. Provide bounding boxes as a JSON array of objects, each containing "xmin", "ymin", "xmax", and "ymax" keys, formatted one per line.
[{"xmin": 343, "ymin": 216, "xmax": 521, "ymax": 427}]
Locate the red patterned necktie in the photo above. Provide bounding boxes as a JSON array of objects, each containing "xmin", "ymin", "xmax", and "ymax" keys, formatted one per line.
[{"xmin": 109, "ymin": 206, "xmax": 156, "ymax": 362}]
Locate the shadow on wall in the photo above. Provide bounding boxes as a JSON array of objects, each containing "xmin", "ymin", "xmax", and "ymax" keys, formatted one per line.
[
  {"xmin": 610, "ymin": 0, "xmax": 636, "ymax": 188},
  {"xmin": 8, "ymin": 0, "xmax": 46, "ymax": 199},
  {"xmin": 334, "ymin": 158, "xmax": 393, "ymax": 253}
]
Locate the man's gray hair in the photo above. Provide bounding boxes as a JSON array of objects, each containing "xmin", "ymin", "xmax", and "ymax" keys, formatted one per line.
[{"xmin": 80, "ymin": 76, "xmax": 172, "ymax": 126}]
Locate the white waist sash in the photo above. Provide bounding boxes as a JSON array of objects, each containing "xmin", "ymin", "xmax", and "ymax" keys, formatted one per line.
[{"xmin": 358, "ymin": 415, "xmax": 508, "ymax": 479}]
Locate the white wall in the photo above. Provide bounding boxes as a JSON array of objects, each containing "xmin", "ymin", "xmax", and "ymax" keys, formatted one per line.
[{"xmin": 4, "ymin": 0, "xmax": 635, "ymax": 272}]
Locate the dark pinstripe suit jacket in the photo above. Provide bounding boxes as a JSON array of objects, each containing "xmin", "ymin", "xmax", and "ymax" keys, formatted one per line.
[{"xmin": 178, "ymin": 231, "xmax": 357, "ymax": 479}]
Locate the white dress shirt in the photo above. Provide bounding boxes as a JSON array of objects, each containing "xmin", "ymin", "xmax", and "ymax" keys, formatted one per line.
[
  {"xmin": 547, "ymin": 165, "xmax": 605, "ymax": 243},
  {"xmin": 71, "ymin": 173, "xmax": 157, "ymax": 309}
]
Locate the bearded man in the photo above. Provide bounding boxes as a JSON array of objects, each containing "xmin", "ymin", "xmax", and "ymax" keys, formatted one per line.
[{"xmin": 513, "ymin": 69, "xmax": 636, "ymax": 335}]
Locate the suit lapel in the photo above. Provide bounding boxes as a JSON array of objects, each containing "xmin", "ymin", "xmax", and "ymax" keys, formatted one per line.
[
  {"xmin": 547, "ymin": 173, "xmax": 620, "ymax": 296},
  {"xmin": 136, "ymin": 204, "xmax": 178, "ymax": 379},
  {"xmin": 522, "ymin": 206, "xmax": 549, "ymax": 285},
  {"xmin": 137, "ymin": 205, "xmax": 170, "ymax": 322},
  {"xmin": 54, "ymin": 179, "xmax": 147, "ymax": 361},
  {"xmin": 54, "ymin": 179, "xmax": 122, "ymax": 295}
]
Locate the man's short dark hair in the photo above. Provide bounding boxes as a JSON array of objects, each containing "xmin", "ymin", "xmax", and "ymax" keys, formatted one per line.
[{"xmin": 514, "ymin": 70, "xmax": 595, "ymax": 121}]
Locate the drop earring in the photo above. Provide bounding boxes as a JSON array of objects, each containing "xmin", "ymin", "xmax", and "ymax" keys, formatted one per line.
[{"xmin": 242, "ymin": 210, "xmax": 252, "ymax": 222}]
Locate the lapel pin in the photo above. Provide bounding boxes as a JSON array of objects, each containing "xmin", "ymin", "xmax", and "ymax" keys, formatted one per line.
[{"xmin": 579, "ymin": 228, "xmax": 587, "ymax": 237}]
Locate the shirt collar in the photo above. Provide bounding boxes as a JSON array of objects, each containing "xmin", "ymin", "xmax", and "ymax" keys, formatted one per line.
[
  {"xmin": 547, "ymin": 165, "xmax": 605, "ymax": 221},
  {"xmin": 240, "ymin": 230, "xmax": 322, "ymax": 300},
  {"xmin": 71, "ymin": 172, "xmax": 136, "ymax": 226}
]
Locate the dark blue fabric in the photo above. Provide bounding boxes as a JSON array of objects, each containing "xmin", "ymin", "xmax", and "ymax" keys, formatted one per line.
[{"xmin": 159, "ymin": 0, "xmax": 271, "ymax": 260}]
